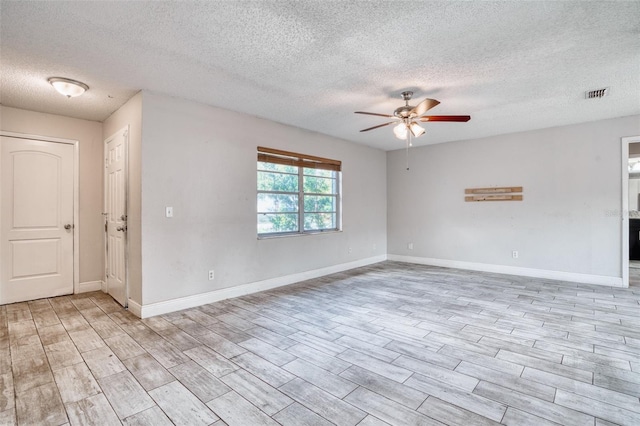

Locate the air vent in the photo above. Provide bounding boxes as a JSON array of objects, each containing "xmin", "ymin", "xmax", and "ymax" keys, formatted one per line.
[{"xmin": 585, "ymin": 87, "xmax": 609, "ymax": 99}]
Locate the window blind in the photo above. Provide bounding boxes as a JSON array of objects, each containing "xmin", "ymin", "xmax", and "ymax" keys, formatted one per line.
[{"xmin": 257, "ymin": 146, "xmax": 342, "ymax": 172}]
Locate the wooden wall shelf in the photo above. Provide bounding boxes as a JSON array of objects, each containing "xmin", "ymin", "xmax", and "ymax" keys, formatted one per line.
[{"xmin": 465, "ymin": 186, "xmax": 523, "ymax": 202}]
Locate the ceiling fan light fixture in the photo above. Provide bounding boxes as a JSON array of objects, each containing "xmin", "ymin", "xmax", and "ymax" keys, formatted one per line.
[
  {"xmin": 409, "ymin": 122, "xmax": 425, "ymax": 137},
  {"xmin": 393, "ymin": 123, "xmax": 408, "ymax": 140},
  {"xmin": 48, "ymin": 77, "xmax": 89, "ymax": 98}
]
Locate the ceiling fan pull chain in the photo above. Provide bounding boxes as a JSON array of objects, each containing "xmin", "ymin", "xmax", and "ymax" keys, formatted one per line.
[{"xmin": 406, "ymin": 133, "xmax": 410, "ymax": 171}]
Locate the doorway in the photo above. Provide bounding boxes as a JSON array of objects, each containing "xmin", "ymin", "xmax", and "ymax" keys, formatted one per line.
[
  {"xmin": 104, "ymin": 127, "xmax": 129, "ymax": 307},
  {"xmin": 0, "ymin": 133, "xmax": 78, "ymax": 304},
  {"xmin": 621, "ymin": 136, "xmax": 640, "ymax": 288}
]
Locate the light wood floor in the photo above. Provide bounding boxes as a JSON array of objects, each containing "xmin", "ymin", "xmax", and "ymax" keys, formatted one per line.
[
  {"xmin": 1, "ymin": 261, "xmax": 640, "ymax": 425},
  {"xmin": 630, "ymin": 264, "xmax": 640, "ymax": 286}
]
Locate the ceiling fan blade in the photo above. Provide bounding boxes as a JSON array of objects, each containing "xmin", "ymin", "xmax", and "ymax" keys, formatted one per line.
[
  {"xmin": 354, "ymin": 111, "xmax": 394, "ymax": 118},
  {"xmin": 419, "ymin": 115, "xmax": 471, "ymax": 122},
  {"xmin": 411, "ymin": 98, "xmax": 440, "ymax": 117},
  {"xmin": 359, "ymin": 121, "xmax": 396, "ymax": 132}
]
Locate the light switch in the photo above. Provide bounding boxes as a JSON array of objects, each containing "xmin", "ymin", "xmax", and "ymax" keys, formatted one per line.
[{"xmin": 165, "ymin": 206, "xmax": 173, "ymax": 218}]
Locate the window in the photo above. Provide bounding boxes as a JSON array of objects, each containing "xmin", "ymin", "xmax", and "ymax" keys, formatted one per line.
[{"xmin": 257, "ymin": 146, "xmax": 341, "ymax": 236}]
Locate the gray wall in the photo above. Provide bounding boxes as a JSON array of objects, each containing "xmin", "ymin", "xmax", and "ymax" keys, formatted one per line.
[
  {"xmin": 140, "ymin": 92, "xmax": 387, "ymax": 305},
  {"xmin": 387, "ymin": 115, "xmax": 640, "ymax": 280}
]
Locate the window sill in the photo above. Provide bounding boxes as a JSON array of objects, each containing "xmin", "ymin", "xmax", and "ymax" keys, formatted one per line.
[{"xmin": 258, "ymin": 229, "xmax": 342, "ymax": 240}]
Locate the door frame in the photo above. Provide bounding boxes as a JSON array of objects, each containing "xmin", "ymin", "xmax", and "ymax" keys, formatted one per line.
[
  {"xmin": 621, "ymin": 135, "xmax": 640, "ymax": 288},
  {"xmin": 0, "ymin": 131, "xmax": 80, "ymax": 294},
  {"xmin": 103, "ymin": 126, "xmax": 129, "ymax": 306}
]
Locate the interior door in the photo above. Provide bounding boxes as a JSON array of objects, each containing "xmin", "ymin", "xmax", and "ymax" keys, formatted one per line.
[
  {"xmin": 105, "ymin": 128, "xmax": 128, "ymax": 307},
  {"xmin": 1, "ymin": 136, "xmax": 74, "ymax": 304}
]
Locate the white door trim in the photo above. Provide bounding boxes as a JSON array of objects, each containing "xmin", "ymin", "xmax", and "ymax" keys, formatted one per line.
[
  {"xmin": 0, "ymin": 130, "xmax": 80, "ymax": 294},
  {"xmin": 103, "ymin": 126, "xmax": 129, "ymax": 306},
  {"xmin": 621, "ymin": 135, "xmax": 640, "ymax": 289}
]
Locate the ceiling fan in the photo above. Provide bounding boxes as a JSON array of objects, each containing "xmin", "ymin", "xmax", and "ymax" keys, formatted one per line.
[{"xmin": 355, "ymin": 91, "xmax": 470, "ymax": 141}]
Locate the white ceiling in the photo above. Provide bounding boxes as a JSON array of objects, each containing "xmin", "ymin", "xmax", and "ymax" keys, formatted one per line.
[{"xmin": 1, "ymin": 1, "xmax": 639, "ymax": 151}]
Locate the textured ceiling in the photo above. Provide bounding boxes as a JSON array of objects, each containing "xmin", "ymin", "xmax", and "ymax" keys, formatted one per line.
[{"xmin": 1, "ymin": 1, "xmax": 639, "ymax": 151}]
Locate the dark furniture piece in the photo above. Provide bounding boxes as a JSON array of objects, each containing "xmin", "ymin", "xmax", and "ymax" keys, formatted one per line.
[{"xmin": 630, "ymin": 219, "xmax": 640, "ymax": 260}]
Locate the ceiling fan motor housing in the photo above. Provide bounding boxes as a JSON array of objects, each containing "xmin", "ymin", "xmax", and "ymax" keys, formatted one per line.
[
  {"xmin": 394, "ymin": 106, "xmax": 417, "ymax": 119},
  {"xmin": 395, "ymin": 91, "xmax": 417, "ymax": 118}
]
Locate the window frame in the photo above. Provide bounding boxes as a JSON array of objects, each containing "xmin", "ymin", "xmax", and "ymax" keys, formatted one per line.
[{"xmin": 257, "ymin": 147, "xmax": 342, "ymax": 238}]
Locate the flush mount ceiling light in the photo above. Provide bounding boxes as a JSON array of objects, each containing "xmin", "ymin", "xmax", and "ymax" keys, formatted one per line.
[{"xmin": 48, "ymin": 77, "xmax": 89, "ymax": 98}]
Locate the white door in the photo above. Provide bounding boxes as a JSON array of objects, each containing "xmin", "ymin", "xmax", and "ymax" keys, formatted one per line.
[
  {"xmin": 104, "ymin": 128, "xmax": 128, "ymax": 307},
  {"xmin": 1, "ymin": 136, "xmax": 74, "ymax": 304}
]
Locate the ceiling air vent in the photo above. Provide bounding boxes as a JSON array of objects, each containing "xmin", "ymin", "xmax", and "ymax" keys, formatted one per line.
[{"xmin": 585, "ymin": 87, "xmax": 609, "ymax": 99}]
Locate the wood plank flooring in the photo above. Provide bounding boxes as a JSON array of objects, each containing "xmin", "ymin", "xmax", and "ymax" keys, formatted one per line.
[{"xmin": 1, "ymin": 261, "xmax": 639, "ymax": 425}]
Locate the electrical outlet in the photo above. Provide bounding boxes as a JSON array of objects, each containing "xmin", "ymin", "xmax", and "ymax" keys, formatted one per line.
[
  {"xmin": 408, "ymin": 243, "xmax": 414, "ymax": 250},
  {"xmin": 512, "ymin": 250, "xmax": 519, "ymax": 259},
  {"xmin": 348, "ymin": 247, "xmax": 352, "ymax": 254},
  {"xmin": 208, "ymin": 270, "xmax": 215, "ymax": 280},
  {"xmin": 165, "ymin": 206, "xmax": 173, "ymax": 218}
]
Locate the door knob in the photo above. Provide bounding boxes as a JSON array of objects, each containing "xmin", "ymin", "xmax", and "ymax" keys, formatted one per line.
[
  {"xmin": 116, "ymin": 225, "xmax": 127, "ymax": 232},
  {"xmin": 64, "ymin": 224, "xmax": 73, "ymax": 230}
]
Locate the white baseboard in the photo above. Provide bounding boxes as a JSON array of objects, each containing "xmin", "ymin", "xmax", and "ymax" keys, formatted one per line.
[
  {"xmin": 127, "ymin": 299, "xmax": 142, "ymax": 318},
  {"xmin": 77, "ymin": 280, "xmax": 103, "ymax": 293},
  {"xmin": 133, "ymin": 255, "xmax": 388, "ymax": 318},
  {"xmin": 388, "ymin": 255, "xmax": 623, "ymax": 287}
]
